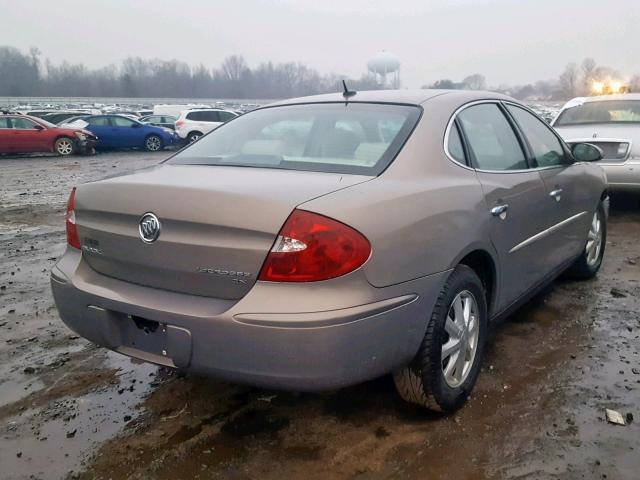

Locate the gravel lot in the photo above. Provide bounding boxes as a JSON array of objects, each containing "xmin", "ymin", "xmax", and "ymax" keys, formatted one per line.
[{"xmin": 1, "ymin": 151, "xmax": 639, "ymax": 480}]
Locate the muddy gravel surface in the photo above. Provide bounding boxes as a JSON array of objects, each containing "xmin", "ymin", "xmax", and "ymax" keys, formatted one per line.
[{"xmin": 1, "ymin": 152, "xmax": 639, "ymax": 480}]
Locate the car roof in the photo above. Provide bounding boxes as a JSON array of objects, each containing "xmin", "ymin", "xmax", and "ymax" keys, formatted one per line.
[
  {"xmin": 566, "ymin": 94, "xmax": 640, "ymax": 105},
  {"xmin": 268, "ymin": 89, "xmax": 515, "ymax": 107},
  {"xmin": 185, "ymin": 108, "xmax": 236, "ymax": 113}
]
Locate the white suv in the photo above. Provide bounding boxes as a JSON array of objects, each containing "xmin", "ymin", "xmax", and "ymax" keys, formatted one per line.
[{"xmin": 175, "ymin": 109, "xmax": 238, "ymax": 143}]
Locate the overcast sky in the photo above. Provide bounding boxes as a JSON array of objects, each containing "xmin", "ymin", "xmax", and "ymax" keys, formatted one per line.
[{"xmin": 2, "ymin": 0, "xmax": 639, "ymax": 88}]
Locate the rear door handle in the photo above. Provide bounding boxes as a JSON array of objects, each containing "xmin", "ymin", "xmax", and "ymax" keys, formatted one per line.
[
  {"xmin": 491, "ymin": 204, "xmax": 509, "ymax": 219},
  {"xmin": 549, "ymin": 189, "xmax": 563, "ymax": 201}
]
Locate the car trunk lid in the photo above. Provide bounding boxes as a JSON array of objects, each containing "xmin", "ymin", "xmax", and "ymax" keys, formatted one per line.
[{"xmin": 75, "ymin": 165, "xmax": 370, "ymax": 299}]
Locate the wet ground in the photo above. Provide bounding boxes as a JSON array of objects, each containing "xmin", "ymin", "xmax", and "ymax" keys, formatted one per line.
[{"xmin": 0, "ymin": 151, "xmax": 639, "ymax": 480}]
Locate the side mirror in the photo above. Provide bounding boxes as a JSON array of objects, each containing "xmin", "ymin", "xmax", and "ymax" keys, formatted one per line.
[
  {"xmin": 132, "ymin": 123, "xmax": 141, "ymax": 128},
  {"xmin": 572, "ymin": 143, "xmax": 603, "ymax": 162},
  {"xmin": 34, "ymin": 124, "xmax": 44, "ymax": 131}
]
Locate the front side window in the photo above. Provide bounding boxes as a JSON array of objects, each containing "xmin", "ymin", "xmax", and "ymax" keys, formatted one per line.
[
  {"xmin": 0, "ymin": 118, "xmax": 10, "ymax": 128},
  {"xmin": 11, "ymin": 118, "xmax": 38, "ymax": 129},
  {"xmin": 555, "ymin": 100, "xmax": 640, "ymax": 126},
  {"xmin": 507, "ymin": 105, "xmax": 567, "ymax": 168},
  {"xmin": 111, "ymin": 116, "xmax": 137, "ymax": 127},
  {"xmin": 168, "ymin": 103, "xmax": 421, "ymax": 175},
  {"xmin": 458, "ymin": 104, "xmax": 527, "ymax": 171}
]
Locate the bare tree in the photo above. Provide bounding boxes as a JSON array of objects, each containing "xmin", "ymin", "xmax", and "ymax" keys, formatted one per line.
[
  {"xmin": 559, "ymin": 63, "xmax": 581, "ymax": 98},
  {"xmin": 462, "ymin": 73, "xmax": 487, "ymax": 90}
]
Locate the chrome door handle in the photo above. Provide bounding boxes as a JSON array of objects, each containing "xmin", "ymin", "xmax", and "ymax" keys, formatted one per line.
[
  {"xmin": 549, "ymin": 189, "xmax": 563, "ymax": 201},
  {"xmin": 490, "ymin": 204, "xmax": 509, "ymax": 219}
]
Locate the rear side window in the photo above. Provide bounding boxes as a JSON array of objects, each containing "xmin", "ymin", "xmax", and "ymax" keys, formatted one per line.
[
  {"xmin": 187, "ymin": 111, "xmax": 220, "ymax": 122},
  {"xmin": 507, "ymin": 105, "xmax": 567, "ymax": 168},
  {"xmin": 168, "ymin": 103, "xmax": 421, "ymax": 176},
  {"xmin": 89, "ymin": 116, "xmax": 110, "ymax": 126},
  {"xmin": 447, "ymin": 123, "xmax": 466, "ymax": 164},
  {"xmin": 0, "ymin": 118, "xmax": 10, "ymax": 128},
  {"xmin": 458, "ymin": 104, "xmax": 527, "ymax": 171}
]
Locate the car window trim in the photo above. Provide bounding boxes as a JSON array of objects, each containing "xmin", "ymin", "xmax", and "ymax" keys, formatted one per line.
[
  {"xmin": 500, "ymin": 101, "xmax": 574, "ymax": 169},
  {"xmin": 444, "ymin": 99, "xmax": 572, "ymax": 174},
  {"xmin": 452, "ymin": 118, "xmax": 471, "ymax": 167}
]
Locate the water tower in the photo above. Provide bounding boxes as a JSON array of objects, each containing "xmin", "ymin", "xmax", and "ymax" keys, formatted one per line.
[{"xmin": 367, "ymin": 51, "xmax": 400, "ymax": 89}]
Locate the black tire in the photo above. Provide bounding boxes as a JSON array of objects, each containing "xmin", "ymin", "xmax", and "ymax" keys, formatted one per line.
[
  {"xmin": 145, "ymin": 135, "xmax": 163, "ymax": 152},
  {"xmin": 187, "ymin": 131, "xmax": 202, "ymax": 143},
  {"xmin": 54, "ymin": 137, "xmax": 75, "ymax": 156},
  {"xmin": 565, "ymin": 201, "xmax": 606, "ymax": 280},
  {"xmin": 394, "ymin": 265, "xmax": 488, "ymax": 412}
]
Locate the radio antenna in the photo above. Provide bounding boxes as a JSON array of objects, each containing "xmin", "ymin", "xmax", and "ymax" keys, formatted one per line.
[{"xmin": 342, "ymin": 80, "xmax": 357, "ymax": 102}]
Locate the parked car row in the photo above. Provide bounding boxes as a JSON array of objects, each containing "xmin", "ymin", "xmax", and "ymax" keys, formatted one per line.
[{"xmin": 0, "ymin": 107, "xmax": 240, "ymax": 155}]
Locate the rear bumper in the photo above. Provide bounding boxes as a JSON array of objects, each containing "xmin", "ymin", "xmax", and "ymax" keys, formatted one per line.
[{"xmin": 51, "ymin": 249, "xmax": 448, "ymax": 391}]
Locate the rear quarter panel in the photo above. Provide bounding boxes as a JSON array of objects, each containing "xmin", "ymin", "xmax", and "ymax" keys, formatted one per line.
[{"xmin": 299, "ymin": 97, "xmax": 496, "ymax": 288}]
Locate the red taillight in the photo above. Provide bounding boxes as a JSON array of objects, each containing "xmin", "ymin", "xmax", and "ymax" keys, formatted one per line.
[
  {"xmin": 65, "ymin": 187, "xmax": 81, "ymax": 249},
  {"xmin": 175, "ymin": 120, "xmax": 184, "ymax": 127},
  {"xmin": 258, "ymin": 210, "xmax": 371, "ymax": 282}
]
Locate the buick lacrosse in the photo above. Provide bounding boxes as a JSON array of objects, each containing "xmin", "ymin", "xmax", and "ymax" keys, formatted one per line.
[{"xmin": 52, "ymin": 90, "xmax": 608, "ymax": 411}]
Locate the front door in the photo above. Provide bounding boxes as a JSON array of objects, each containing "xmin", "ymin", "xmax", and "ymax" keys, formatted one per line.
[
  {"xmin": 457, "ymin": 103, "xmax": 553, "ymax": 312},
  {"xmin": 10, "ymin": 117, "xmax": 46, "ymax": 153},
  {"xmin": 505, "ymin": 104, "xmax": 591, "ymax": 266},
  {"xmin": 109, "ymin": 116, "xmax": 143, "ymax": 148}
]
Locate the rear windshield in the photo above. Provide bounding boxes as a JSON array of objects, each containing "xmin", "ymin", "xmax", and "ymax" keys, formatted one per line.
[
  {"xmin": 168, "ymin": 103, "xmax": 421, "ymax": 175},
  {"xmin": 555, "ymin": 100, "xmax": 640, "ymax": 126}
]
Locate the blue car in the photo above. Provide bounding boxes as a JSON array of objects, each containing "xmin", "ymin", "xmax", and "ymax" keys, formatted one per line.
[{"xmin": 74, "ymin": 115, "xmax": 177, "ymax": 151}]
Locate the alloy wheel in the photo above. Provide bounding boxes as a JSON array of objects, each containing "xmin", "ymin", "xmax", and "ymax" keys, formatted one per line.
[
  {"xmin": 56, "ymin": 139, "xmax": 73, "ymax": 155},
  {"xmin": 146, "ymin": 136, "xmax": 161, "ymax": 151},
  {"xmin": 441, "ymin": 290, "xmax": 480, "ymax": 388},
  {"xmin": 586, "ymin": 210, "xmax": 603, "ymax": 266}
]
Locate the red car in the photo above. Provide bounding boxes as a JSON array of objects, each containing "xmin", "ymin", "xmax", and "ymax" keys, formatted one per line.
[{"xmin": 0, "ymin": 114, "xmax": 97, "ymax": 156}]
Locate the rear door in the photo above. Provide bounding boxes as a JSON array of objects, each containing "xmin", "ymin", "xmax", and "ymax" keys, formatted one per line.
[
  {"xmin": 199, "ymin": 110, "xmax": 222, "ymax": 133},
  {"xmin": 456, "ymin": 103, "xmax": 552, "ymax": 312},
  {"xmin": 86, "ymin": 116, "xmax": 112, "ymax": 147},
  {"xmin": 505, "ymin": 104, "xmax": 590, "ymax": 265}
]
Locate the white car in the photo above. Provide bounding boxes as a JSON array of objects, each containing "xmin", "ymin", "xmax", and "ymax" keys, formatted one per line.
[
  {"xmin": 175, "ymin": 109, "xmax": 238, "ymax": 143},
  {"xmin": 552, "ymin": 94, "xmax": 640, "ymax": 192}
]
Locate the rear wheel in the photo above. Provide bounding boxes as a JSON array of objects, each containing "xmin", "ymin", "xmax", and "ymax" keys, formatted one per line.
[
  {"xmin": 54, "ymin": 137, "xmax": 74, "ymax": 156},
  {"xmin": 145, "ymin": 135, "xmax": 162, "ymax": 152},
  {"xmin": 187, "ymin": 131, "xmax": 202, "ymax": 143},
  {"xmin": 394, "ymin": 265, "xmax": 488, "ymax": 412},
  {"xmin": 565, "ymin": 201, "xmax": 606, "ymax": 279}
]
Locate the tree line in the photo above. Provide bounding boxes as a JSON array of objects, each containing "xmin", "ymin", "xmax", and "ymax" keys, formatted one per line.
[
  {"xmin": 0, "ymin": 46, "xmax": 377, "ymax": 99},
  {"xmin": 424, "ymin": 59, "xmax": 640, "ymax": 100},
  {"xmin": 1, "ymin": 46, "xmax": 638, "ymax": 100}
]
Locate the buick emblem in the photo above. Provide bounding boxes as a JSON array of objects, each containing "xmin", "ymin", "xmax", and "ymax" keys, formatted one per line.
[{"xmin": 139, "ymin": 213, "xmax": 161, "ymax": 243}]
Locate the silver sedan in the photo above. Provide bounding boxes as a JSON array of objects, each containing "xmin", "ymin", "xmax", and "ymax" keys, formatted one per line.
[
  {"xmin": 51, "ymin": 89, "xmax": 607, "ymax": 411},
  {"xmin": 552, "ymin": 93, "xmax": 640, "ymax": 192}
]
